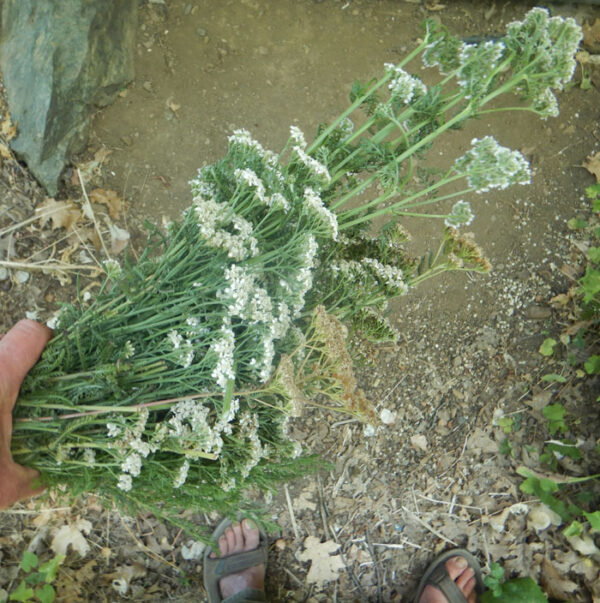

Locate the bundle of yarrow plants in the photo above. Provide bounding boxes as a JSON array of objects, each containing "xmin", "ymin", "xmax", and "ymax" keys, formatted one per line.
[{"xmin": 11, "ymin": 9, "xmax": 582, "ymax": 537}]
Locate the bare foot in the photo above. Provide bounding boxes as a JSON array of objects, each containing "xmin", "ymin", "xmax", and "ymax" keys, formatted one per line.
[
  {"xmin": 418, "ymin": 556, "xmax": 477, "ymax": 603},
  {"xmin": 211, "ymin": 519, "xmax": 265, "ymax": 600}
]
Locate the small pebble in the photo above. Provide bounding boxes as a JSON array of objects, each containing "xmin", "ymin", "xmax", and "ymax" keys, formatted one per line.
[
  {"xmin": 184, "ymin": 3, "xmax": 193, "ymax": 15},
  {"xmin": 196, "ymin": 27, "xmax": 207, "ymax": 37},
  {"xmin": 16, "ymin": 271, "xmax": 30, "ymax": 283},
  {"xmin": 0, "ymin": 267, "xmax": 8, "ymax": 280}
]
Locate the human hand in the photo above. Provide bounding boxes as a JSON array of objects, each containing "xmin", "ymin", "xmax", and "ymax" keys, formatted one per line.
[{"xmin": 0, "ymin": 319, "xmax": 52, "ymax": 509}]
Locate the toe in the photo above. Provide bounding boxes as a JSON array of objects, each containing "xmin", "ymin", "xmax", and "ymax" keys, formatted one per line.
[
  {"xmin": 218, "ymin": 533, "xmax": 229, "ymax": 557},
  {"xmin": 444, "ymin": 556, "xmax": 469, "ymax": 581},
  {"xmin": 225, "ymin": 525, "xmax": 238, "ymax": 555},
  {"xmin": 241, "ymin": 519, "xmax": 259, "ymax": 551},
  {"xmin": 230, "ymin": 522, "xmax": 245, "ymax": 554},
  {"xmin": 455, "ymin": 567, "xmax": 474, "ymax": 590}
]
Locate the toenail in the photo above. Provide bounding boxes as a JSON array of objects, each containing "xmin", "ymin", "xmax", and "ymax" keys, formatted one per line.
[
  {"xmin": 454, "ymin": 556, "xmax": 468, "ymax": 569},
  {"xmin": 244, "ymin": 518, "xmax": 257, "ymax": 529}
]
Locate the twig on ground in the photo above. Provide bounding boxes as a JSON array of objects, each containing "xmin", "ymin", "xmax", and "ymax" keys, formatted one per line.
[
  {"xmin": 283, "ymin": 484, "xmax": 300, "ymax": 540},
  {"xmin": 78, "ymin": 167, "xmax": 111, "ymax": 260},
  {"xmin": 328, "ymin": 524, "xmax": 366, "ymax": 601},
  {"xmin": 402, "ymin": 506, "xmax": 458, "ymax": 547},
  {"xmin": 365, "ymin": 532, "xmax": 383, "ymax": 603},
  {"xmin": 1, "ymin": 507, "xmax": 71, "ymax": 515},
  {"xmin": 0, "ymin": 259, "xmax": 100, "ymax": 273},
  {"xmin": 283, "ymin": 567, "xmax": 303, "ymax": 587},
  {"xmin": 119, "ymin": 515, "xmax": 180, "ymax": 572},
  {"xmin": 316, "ymin": 475, "xmax": 330, "ymax": 539},
  {"xmin": 417, "ymin": 494, "xmax": 484, "ymax": 513},
  {"xmin": 379, "ymin": 376, "xmax": 406, "ymax": 405}
]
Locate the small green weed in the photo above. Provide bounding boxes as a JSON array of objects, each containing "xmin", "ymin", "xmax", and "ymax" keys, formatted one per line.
[
  {"xmin": 1, "ymin": 551, "xmax": 65, "ymax": 603},
  {"xmin": 482, "ymin": 562, "xmax": 548, "ymax": 603}
]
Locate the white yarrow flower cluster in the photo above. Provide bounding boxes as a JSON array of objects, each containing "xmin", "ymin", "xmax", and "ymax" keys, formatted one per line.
[
  {"xmin": 455, "ymin": 136, "xmax": 531, "ymax": 192},
  {"xmin": 189, "ymin": 166, "xmax": 217, "ymax": 200},
  {"xmin": 445, "ymin": 200, "xmax": 475, "ymax": 228},
  {"xmin": 174, "ymin": 460, "xmax": 190, "ymax": 488},
  {"xmin": 234, "ymin": 168, "xmax": 268, "ymax": 203},
  {"xmin": 228, "ymin": 128, "xmax": 265, "ymax": 155},
  {"xmin": 167, "ymin": 330, "xmax": 195, "ymax": 368},
  {"xmin": 384, "ymin": 63, "xmax": 427, "ymax": 104},
  {"xmin": 293, "ymin": 147, "xmax": 331, "ymax": 185},
  {"xmin": 117, "ymin": 474, "xmax": 132, "ymax": 492},
  {"xmin": 194, "ymin": 198, "xmax": 259, "ymax": 260},
  {"xmin": 121, "ymin": 453, "xmax": 142, "ymax": 477},
  {"xmin": 290, "ymin": 125, "xmax": 307, "ymax": 148},
  {"xmin": 104, "ymin": 258, "xmax": 121, "ymax": 278},
  {"xmin": 362, "ymin": 258, "xmax": 409, "ymax": 295},
  {"xmin": 303, "ymin": 187, "xmax": 338, "ymax": 241},
  {"xmin": 238, "ymin": 412, "xmax": 264, "ymax": 478},
  {"xmin": 290, "ymin": 235, "xmax": 319, "ymax": 317},
  {"xmin": 210, "ymin": 319, "xmax": 236, "ymax": 391}
]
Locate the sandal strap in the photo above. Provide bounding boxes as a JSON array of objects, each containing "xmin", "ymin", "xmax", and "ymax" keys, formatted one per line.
[
  {"xmin": 427, "ymin": 563, "xmax": 469, "ymax": 603},
  {"xmin": 222, "ymin": 588, "xmax": 267, "ymax": 603},
  {"xmin": 205, "ymin": 547, "xmax": 268, "ymax": 579}
]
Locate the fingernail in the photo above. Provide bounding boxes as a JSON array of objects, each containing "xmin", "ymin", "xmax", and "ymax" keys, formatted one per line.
[{"xmin": 454, "ymin": 556, "xmax": 468, "ymax": 569}]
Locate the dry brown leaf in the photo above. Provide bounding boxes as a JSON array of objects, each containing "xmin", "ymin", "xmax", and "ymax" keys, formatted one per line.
[
  {"xmin": 108, "ymin": 222, "xmax": 130, "ymax": 255},
  {"xmin": 526, "ymin": 390, "xmax": 552, "ymax": 412},
  {"xmin": 294, "ymin": 486, "xmax": 317, "ymax": 512},
  {"xmin": 167, "ymin": 96, "xmax": 181, "ymax": 117},
  {"xmin": 75, "ymin": 147, "xmax": 112, "ymax": 183},
  {"xmin": 32, "ymin": 510, "xmax": 54, "ymax": 528},
  {"xmin": 0, "ymin": 142, "xmax": 12, "ymax": 159},
  {"xmin": 1, "ymin": 116, "xmax": 17, "ymax": 140},
  {"xmin": 73, "ymin": 560, "xmax": 97, "ymax": 584},
  {"xmin": 540, "ymin": 558, "xmax": 579, "ymax": 600},
  {"xmin": 583, "ymin": 151, "xmax": 600, "ymax": 183},
  {"xmin": 583, "ymin": 19, "xmax": 600, "ymax": 53},
  {"xmin": 36, "ymin": 198, "xmax": 82, "ymax": 231},
  {"xmin": 89, "ymin": 188, "xmax": 123, "ymax": 219},
  {"xmin": 549, "ymin": 292, "xmax": 571, "ymax": 308},
  {"xmin": 297, "ymin": 536, "xmax": 345, "ymax": 586},
  {"xmin": 51, "ymin": 518, "xmax": 92, "ymax": 556},
  {"xmin": 105, "ymin": 562, "xmax": 147, "ymax": 595}
]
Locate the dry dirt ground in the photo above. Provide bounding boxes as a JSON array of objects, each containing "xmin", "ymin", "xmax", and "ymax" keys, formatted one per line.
[{"xmin": 1, "ymin": 1, "xmax": 600, "ymax": 601}]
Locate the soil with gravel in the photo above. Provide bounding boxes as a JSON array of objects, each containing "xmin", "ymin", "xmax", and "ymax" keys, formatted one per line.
[{"xmin": 1, "ymin": 1, "xmax": 600, "ymax": 601}]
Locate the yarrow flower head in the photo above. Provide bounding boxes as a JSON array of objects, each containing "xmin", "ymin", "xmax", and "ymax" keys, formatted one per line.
[
  {"xmin": 117, "ymin": 474, "xmax": 132, "ymax": 492},
  {"xmin": 303, "ymin": 187, "xmax": 338, "ymax": 241},
  {"xmin": 454, "ymin": 136, "xmax": 531, "ymax": 192},
  {"xmin": 174, "ymin": 459, "xmax": 190, "ymax": 488},
  {"xmin": 227, "ymin": 128, "xmax": 265, "ymax": 156},
  {"xmin": 505, "ymin": 8, "xmax": 582, "ymax": 93},
  {"xmin": 456, "ymin": 40, "xmax": 506, "ymax": 99},
  {"xmin": 445, "ymin": 200, "xmax": 474, "ymax": 228},
  {"xmin": 234, "ymin": 168, "xmax": 267, "ymax": 204},
  {"xmin": 292, "ymin": 147, "xmax": 331, "ymax": 187},
  {"xmin": 384, "ymin": 63, "xmax": 427, "ymax": 104},
  {"xmin": 290, "ymin": 125, "xmax": 307, "ymax": 149},
  {"xmin": 210, "ymin": 319, "xmax": 236, "ymax": 391},
  {"xmin": 104, "ymin": 259, "xmax": 121, "ymax": 278},
  {"xmin": 193, "ymin": 198, "xmax": 259, "ymax": 260}
]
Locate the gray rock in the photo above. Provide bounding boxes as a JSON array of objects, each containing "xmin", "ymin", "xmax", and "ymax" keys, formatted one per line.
[
  {"xmin": 0, "ymin": 0, "xmax": 137, "ymax": 195},
  {"xmin": 525, "ymin": 305, "xmax": 552, "ymax": 320}
]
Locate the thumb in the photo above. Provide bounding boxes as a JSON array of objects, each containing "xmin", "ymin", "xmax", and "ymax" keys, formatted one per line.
[
  {"xmin": 0, "ymin": 319, "xmax": 52, "ymax": 406},
  {"xmin": 0, "ymin": 461, "xmax": 45, "ymax": 510}
]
